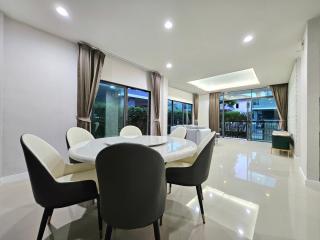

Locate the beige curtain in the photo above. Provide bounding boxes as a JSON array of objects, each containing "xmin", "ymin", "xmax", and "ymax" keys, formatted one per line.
[
  {"xmin": 271, "ymin": 83, "xmax": 288, "ymax": 130},
  {"xmin": 151, "ymin": 72, "xmax": 162, "ymax": 135},
  {"xmin": 77, "ymin": 42, "xmax": 105, "ymax": 131},
  {"xmin": 209, "ymin": 92, "xmax": 220, "ymax": 132},
  {"xmin": 193, "ymin": 93, "xmax": 199, "ymax": 125}
]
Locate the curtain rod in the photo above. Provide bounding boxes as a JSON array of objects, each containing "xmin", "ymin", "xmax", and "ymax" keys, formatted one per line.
[{"xmin": 78, "ymin": 41, "xmax": 154, "ymax": 73}]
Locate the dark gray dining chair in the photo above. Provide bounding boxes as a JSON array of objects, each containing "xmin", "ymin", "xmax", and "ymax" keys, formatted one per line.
[
  {"xmin": 96, "ymin": 143, "xmax": 166, "ymax": 240},
  {"xmin": 165, "ymin": 132, "xmax": 215, "ymax": 224},
  {"xmin": 20, "ymin": 134, "xmax": 101, "ymax": 240}
]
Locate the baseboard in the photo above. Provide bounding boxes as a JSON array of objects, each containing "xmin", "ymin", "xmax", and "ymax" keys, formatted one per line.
[
  {"xmin": 305, "ymin": 179, "xmax": 320, "ymax": 191},
  {"xmin": 0, "ymin": 171, "xmax": 29, "ymax": 184},
  {"xmin": 297, "ymin": 166, "xmax": 320, "ymax": 191}
]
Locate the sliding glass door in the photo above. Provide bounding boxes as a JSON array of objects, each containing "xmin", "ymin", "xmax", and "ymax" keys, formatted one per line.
[
  {"xmin": 91, "ymin": 83, "xmax": 125, "ymax": 138},
  {"xmin": 91, "ymin": 82, "xmax": 151, "ymax": 137},
  {"xmin": 184, "ymin": 103, "xmax": 193, "ymax": 125},
  {"xmin": 220, "ymin": 87, "xmax": 280, "ymax": 142},
  {"xmin": 127, "ymin": 88, "xmax": 150, "ymax": 135},
  {"xmin": 223, "ymin": 98, "xmax": 250, "ymax": 139},
  {"xmin": 173, "ymin": 101, "xmax": 183, "ymax": 125},
  {"xmin": 167, "ymin": 100, "xmax": 193, "ymax": 133}
]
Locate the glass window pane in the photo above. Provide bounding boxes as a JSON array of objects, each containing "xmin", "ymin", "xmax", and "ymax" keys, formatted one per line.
[
  {"xmin": 173, "ymin": 101, "xmax": 183, "ymax": 125},
  {"xmin": 186, "ymin": 104, "xmax": 192, "ymax": 125},
  {"xmin": 91, "ymin": 83, "xmax": 125, "ymax": 137},
  {"xmin": 251, "ymin": 97, "xmax": 279, "ymax": 141},
  {"xmin": 223, "ymin": 99, "xmax": 248, "ymax": 138},
  {"xmin": 168, "ymin": 100, "xmax": 173, "ymax": 133},
  {"xmin": 251, "ymin": 97, "xmax": 279, "ymax": 121},
  {"xmin": 183, "ymin": 103, "xmax": 193, "ymax": 125},
  {"xmin": 127, "ymin": 88, "xmax": 150, "ymax": 135},
  {"xmin": 220, "ymin": 87, "xmax": 281, "ymax": 142},
  {"xmin": 219, "ymin": 94, "xmax": 224, "ymax": 134},
  {"xmin": 251, "ymin": 87, "xmax": 273, "ymax": 98},
  {"xmin": 224, "ymin": 89, "xmax": 252, "ymax": 100}
]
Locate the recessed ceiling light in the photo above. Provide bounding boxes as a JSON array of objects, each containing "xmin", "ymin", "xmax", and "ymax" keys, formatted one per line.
[
  {"xmin": 166, "ymin": 63, "xmax": 172, "ymax": 69},
  {"xmin": 56, "ymin": 6, "xmax": 69, "ymax": 17},
  {"xmin": 243, "ymin": 34, "xmax": 254, "ymax": 43},
  {"xmin": 164, "ymin": 20, "xmax": 173, "ymax": 29}
]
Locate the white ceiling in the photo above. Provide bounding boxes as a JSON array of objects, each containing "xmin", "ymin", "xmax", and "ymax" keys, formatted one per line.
[
  {"xmin": 1, "ymin": 0, "xmax": 320, "ymax": 93},
  {"xmin": 189, "ymin": 68, "xmax": 260, "ymax": 92}
]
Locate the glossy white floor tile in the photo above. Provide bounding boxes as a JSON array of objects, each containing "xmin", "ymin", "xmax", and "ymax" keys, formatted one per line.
[{"xmin": 1, "ymin": 138, "xmax": 320, "ymax": 240}]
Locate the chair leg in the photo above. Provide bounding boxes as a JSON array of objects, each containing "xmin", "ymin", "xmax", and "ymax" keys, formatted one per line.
[
  {"xmin": 196, "ymin": 186, "xmax": 205, "ymax": 224},
  {"xmin": 153, "ymin": 221, "xmax": 160, "ymax": 240},
  {"xmin": 159, "ymin": 215, "xmax": 163, "ymax": 226},
  {"xmin": 168, "ymin": 183, "xmax": 172, "ymax": 194},
  {"xmin": 97, "ymin": 197, "xmax": 102, "ymax": 239},
  {"xmin": 199, "ymin": 185, "xmax": 204, "ymax": 201},
  {"xmin": 47, "ymin": 209, "xmax": 54, "ymax": 225},
  {"xmin": 104, "ymin": 225, "xmax": 112, "ymax": 240},
  {"xmin": 37, "ymin": 208, "xmax": 53, "ymax": 240}
]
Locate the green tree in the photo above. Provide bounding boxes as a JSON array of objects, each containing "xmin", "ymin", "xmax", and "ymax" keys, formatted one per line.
[
  {"xmin": 127, "ymin": 106, "xmax": 148, "ymax": 134},
  {"xmin": 224, "ymin": 111, "xmax": 247, "ymax": 122}
]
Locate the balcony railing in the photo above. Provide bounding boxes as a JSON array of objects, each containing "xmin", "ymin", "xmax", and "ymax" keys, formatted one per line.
[{"xmin": 223, "ymin": 120, "xmax": 282, "ymax": 142}]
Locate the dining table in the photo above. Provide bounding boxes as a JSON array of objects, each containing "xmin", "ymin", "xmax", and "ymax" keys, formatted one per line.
[{"xmin": 68, "ymin": 135, "xmax": 198, "ymax": 163}]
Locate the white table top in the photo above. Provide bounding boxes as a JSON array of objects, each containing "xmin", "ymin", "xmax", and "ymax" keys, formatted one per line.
[{"xmin": 68, "ymin": 135, "xmax": 198, "ymax": 163}]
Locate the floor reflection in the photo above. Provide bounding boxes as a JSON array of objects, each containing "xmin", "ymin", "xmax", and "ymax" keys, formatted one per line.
[
  {"xmin": 186, "ymin": 186, "xmax": 259, "ymax": 240},
  {"xmin": 234, "ymin": 153, "xmax": 277, "ymax": 188}
]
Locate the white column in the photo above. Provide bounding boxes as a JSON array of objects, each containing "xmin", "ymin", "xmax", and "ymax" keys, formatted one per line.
[
  {"xmin": 0, "ymin": 12, "xmax": 4, "ymax": 178},
  {"xmin": 306, "ymin": 17, "xmax": 320, "ymax": 180},
  {"xmin": 160, "ymin": 77, "xmax": 168, "ymax": 135}
]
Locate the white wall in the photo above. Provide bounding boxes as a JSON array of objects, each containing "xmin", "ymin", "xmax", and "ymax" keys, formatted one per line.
[
  {"xmin": 161, "ymin": 78, "xmax": 168, "ymax": 135},
  {"xmin": 291, "ymin": 17, "xmax": 320, "ymax": 181},
  {"xmin": 198, "ymin": 94, "xmax": 210, "ymax": 128},
  {"xmin": 101, "ymin": 57, "xmax": 151, "ymax": 91},
  {"xmin": 2, "ymin": 16, "xmax": 78, "ymax": 177},
  {"xmin": 168, "ymin": 87, "xmax": 193, "ymax": 104},
  {"xmin": 288, "ymin": 59, "xmax": 301, "ymax": 158},
  {"xmin": 0, "ymin": 15, "xmax": 170, "ymax": 178},
  {"xmin": 288, "ymin": 63, "xmax": 297, "ymax": 136},
  {"xmin": 300, "ymin": 28, "xmax": 309, "ymax": 177},
  {"xmin": 0, "ymin": 12, "xmax": 4, "ymax": 177}
]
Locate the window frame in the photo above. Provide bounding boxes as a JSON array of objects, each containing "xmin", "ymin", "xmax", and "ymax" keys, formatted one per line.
[
  {"xmin": 94, "ymin": 80, "xmax": 152, "ymax": 135},
  {"xmin": 219, "ymin": 87, "xmax": 280, "ymax": 141},
  {"xmin": 167, "ymin": 99, "xmax": 193, "ymax": 133}
]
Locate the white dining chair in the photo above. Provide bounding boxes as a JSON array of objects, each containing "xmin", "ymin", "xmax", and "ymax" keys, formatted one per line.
[
  {"xmin": 120, "ymin": 125, "xmax": 143, "ymax": 138},
  {"xmin": 66, "ymin": 127, "xmax": 94, "ymax": 149},
  {"xmin": 170, "ymin": 126, "xmax": 187, "ymax": 139},
  {"xmin": 66, "ymin": 127, "xmax": 95, "ymax": 163}
]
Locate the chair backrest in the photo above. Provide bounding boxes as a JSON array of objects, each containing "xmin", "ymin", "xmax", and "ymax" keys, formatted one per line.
[
  {"xmin": 119, "ymin": 125, "xmax": 142, "ymax": 138},
  {"xmin": 170, "ymin": 126, "xmax": 187, "ymax": 139},
  {"xmin": 20, "ymin": 134, "xmax": 66, "ymax": 207},
  {"xmin": 66, "ymin": 127, "xmax": 94, "ymax": 149},
  {"xmin": 185, "ymin": 131, "xmax": 215, "ymax": 185},
  {"xmin": 96, "ymin": 143, "xmax": 166, "ymax": 229}
]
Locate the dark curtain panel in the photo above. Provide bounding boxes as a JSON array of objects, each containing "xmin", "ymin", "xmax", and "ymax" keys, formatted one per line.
[
  {"xmin": 77, "ymin": 42, "xmax": 105, "ymax": 131},
  {"xmin": 193, "ymin": 93, "xmax": 199, "ymax": 125},
  {"xmin": 271, "ymin": 83, "xmax": 288, "ymax": 130},
  {"xmin": 151, "ymin": 72, "xmax": 162, "ymax": 135},
  {"xmin": 209, "ymin": 92, "xmax": 220, "ymax": 132}
]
